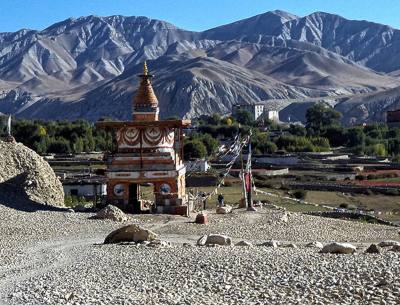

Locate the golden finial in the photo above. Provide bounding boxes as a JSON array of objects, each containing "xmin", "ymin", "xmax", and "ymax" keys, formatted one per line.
[{"xmin": 143, "ymin": 61, "xmax": 148, "ymax": 76}]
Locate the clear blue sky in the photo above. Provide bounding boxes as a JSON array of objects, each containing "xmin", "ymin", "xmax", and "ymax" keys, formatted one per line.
[{"xmin": 0, "ymin": 0, "xmax": 399, "ymax": 33}]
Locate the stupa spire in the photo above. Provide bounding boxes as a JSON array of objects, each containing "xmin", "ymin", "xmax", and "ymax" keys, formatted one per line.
[{"xmin": 132, "ymin": 61, "xmax": 159, "ymax": 121}]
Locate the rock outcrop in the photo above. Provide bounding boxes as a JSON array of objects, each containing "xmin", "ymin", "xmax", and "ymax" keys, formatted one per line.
[
  {"xmin": 104, "ymin": 225, "xmax": 157, "ymax": 244},
  {"xmin": 0, "ymin": 141, "xmax": 64, "ymax": 207}
]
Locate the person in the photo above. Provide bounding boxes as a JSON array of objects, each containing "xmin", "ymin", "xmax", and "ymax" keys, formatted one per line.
[{"xmin": 217, "ymin": 194, "xmax": 224, "ymax": 207}]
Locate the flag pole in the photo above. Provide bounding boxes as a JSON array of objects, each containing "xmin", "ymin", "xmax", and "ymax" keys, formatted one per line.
[
  {"xmin": 239, "ymin": 131, "xmax": 247, "ymax": 208},
  {"xmin": 246, "ymin": 129, "xmax": 256, "ymax": 211}
]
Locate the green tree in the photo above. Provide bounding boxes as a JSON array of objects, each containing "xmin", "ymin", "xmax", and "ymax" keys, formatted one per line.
[
  {"xmin": 200, "ymin": 134, "xmax": 219, "ymax": 156},
  {"xmin": 234, "ymin": 109, "xmax": 254, "ymax": 126},
  {"xmin": 183, "ymin": 139, "xmax": 207, "ymax": 160},
  {"xmin": 47, "ymin": 138, "xmax": 71, "ymax": 154},
  {"xmin": 305, "ymin": 103, "xmax": 342, "ymax": 134}
]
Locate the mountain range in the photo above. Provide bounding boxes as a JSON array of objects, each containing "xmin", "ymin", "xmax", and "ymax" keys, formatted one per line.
[{"xmin": 1, "ymin": 10, "xmax": 400, "ymax": 124}]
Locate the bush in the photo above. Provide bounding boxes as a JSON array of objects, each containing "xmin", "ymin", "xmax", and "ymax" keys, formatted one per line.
[{"xmin": 291, "ymin": 189, "xmax": 307, "ymax": 200}]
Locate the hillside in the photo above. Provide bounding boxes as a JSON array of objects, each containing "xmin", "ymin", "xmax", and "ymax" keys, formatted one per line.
[{"xmin": 1, "ymin": 11, "xmax": 400, "ymax": 123}]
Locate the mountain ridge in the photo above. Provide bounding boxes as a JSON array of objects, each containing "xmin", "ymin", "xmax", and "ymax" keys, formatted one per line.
[{"xmin": 1, "ymin": 10, "xmax": 400, "ymax": 124}]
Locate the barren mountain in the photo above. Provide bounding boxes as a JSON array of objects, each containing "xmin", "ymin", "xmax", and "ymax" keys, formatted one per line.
[{"xmin": 1, "ymin": 11, "xmax": 400, "ymax": 124}]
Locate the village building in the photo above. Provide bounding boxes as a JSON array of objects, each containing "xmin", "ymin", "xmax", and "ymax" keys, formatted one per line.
[
  {"xmin": 96, "ymin": 62, "xmax": 191, "ymax": 215},
  {"xmin": 233, "ymin": 102, "xmax": 279, "ymax": 121},
  {"xmin": 62, "ymin": 177, "xmax": 107, "ymax": 198}
]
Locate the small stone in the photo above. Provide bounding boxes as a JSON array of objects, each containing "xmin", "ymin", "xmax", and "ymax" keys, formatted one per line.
[
  {"xmin": 306, "ymin": 241, "xmax": 324, "ymax": 249},
  {"xmin": 197, "ymin": 235, "xmax": 208, "ymax": 246},
  {"xmin": 389, "ymin": 245, "xmax": 400, "ymax": 252},
  {"xmin": 259, "ymin": 240, "xmax": 279, "ymax": 248},
  {"xmin": 378, "ymin": 240, "xmax": 400, "ymax": 247},
  {"xmin": 365, "ymin": 244, "xmax": 381, "ymax": 254},
  {"xmin": 235, "ymin": 240, "xmax": 253, "ymax": 247}
]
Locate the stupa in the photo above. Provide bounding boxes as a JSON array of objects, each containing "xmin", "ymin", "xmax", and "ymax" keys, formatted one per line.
[{"xmin": 97, "ymin": 62, "xmax": 190, "ymax": 215}]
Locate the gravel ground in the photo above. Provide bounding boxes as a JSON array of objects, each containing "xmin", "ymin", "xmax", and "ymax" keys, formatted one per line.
[{"xmin": 0, "ymin": 204, "xmax": 399, "ymax": 305}]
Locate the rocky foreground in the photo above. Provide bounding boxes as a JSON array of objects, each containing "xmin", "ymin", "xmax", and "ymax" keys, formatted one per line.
[{"xmin": 0, "ymin": 204, "xmax": 399, "ymax": 305}]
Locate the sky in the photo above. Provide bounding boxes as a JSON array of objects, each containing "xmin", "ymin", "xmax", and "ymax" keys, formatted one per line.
[{"xmin": 0, "ymin": 0, "xmax": 400, "ymax": 33}]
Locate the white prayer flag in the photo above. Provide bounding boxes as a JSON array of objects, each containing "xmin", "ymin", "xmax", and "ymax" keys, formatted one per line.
[{"xmin": 7, "ymin": 115, "xmax": 11, "ymax": 135}]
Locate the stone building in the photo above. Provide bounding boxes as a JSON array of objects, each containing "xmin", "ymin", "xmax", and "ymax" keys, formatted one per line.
[
  {"xmin": 233, "ymin": 103, "xmax": 279, "ymax": 122},
  {"xmin": 97, "ymin": 62, "xmax": 190, "ymax": 215}
]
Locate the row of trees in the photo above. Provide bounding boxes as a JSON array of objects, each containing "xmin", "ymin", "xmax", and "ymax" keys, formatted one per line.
[
  {"xmin": 0, "ymin": 119, "xmax": 115, "ymax": 154},
  {"xmin": 2, "ymin": 103, "xmax": 400, "ymax": 159}
]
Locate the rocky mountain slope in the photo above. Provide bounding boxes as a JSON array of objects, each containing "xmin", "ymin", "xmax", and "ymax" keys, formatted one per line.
[{"xmin": 1, "ymin": 11, "xmax": 400, "ymax": 124}]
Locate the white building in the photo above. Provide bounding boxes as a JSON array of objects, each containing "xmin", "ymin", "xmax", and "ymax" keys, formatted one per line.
[
  {"xmin": 63, "ymin": 178, "xmax": 107, "ymax": 198},
  {"xmin": 233, "ymin": 103, "xmax": 265, "ymax": 120},
  {"xmin": 265, "ymin": 110, "xmax": 279, "ymax": 122},
  {"xmin": 233, "ymin": 103, "xmax": 279, "ymax": 122}
]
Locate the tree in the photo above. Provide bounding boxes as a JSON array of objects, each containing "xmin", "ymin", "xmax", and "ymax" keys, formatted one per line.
[
  {"xmin": 346, "ymin": 127, "xmax": 366, "ymax": 148},
  {"xmin": 321, "ymin": 125, "xmax": 347, "ymax": 147},
  {"xmin": 305, "ymin": 103, "xmax": 342, "ymax": 134},
  {"xmin": 234, "ymin": 109, "xmax": 254, "ymax": 126},
  {"xmin": 183, "ymin": 139, "xmax": 207, "ymax": 160},
  {"xmin": 47, "ymin": 138, "xmax": 71, "ymax": 154},
  {"xmin": 200, "ymin": 134, "xmax": 219, "ymax": 156},
  {"xmin": 288, "ymin": 124, "xmax": 306, "ymax": 137}
]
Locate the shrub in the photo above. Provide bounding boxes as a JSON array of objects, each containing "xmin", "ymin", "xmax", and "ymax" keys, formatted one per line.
[
  {"xmin": 291, "ymin": 189, "xmax": 307, "ymax": 200},
  {"xmin": 339, "ymin": 203, "xmax": 349, "ymax": 209}
]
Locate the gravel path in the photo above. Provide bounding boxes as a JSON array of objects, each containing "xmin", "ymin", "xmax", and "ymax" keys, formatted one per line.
[{"xmin": 0, "ymin": 204, "xmax": 399, "ymax": 304}]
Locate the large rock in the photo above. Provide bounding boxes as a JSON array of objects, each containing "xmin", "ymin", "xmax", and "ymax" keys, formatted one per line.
[
  {"xmin": 93, "ymin": 205, "xmax": 127, "ymax": 222},
  {"xmin": 216, "ymin": 206, "xmax": 232, "ymax": 214},
  {"xmin": 378, "ymin": 240, "xmax": 400, "ymax": 247},
  {"xmin": 197, "ymin": 234, "xmax": 232, "ymax": 246},
  {"xmin": 0, "ymin": 141, "xmax": 64, "ymax": 207},
  {"xmin": 320, "ymin": 242, "xmax": 357, "ymax": 254},
  {"xmin": 104, "ymin": 225, "xmax": 157, "ymax": 244}
]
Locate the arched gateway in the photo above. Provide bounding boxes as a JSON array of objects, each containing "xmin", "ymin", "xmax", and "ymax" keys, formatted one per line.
[{"xmin": 96, "ymin": 62, "xmax": 190, "ymax": 215}]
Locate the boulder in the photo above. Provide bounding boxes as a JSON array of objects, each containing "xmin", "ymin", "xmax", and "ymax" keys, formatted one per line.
[
  {"xmin": 197, "ymin": 234, "xmax": 232, "ymax": 246},
  {"xmin": 0, "ymin": 141, "xmax": 64, "ymax": 207},
  {"xmin": 235, "ymin": 240, "xmax": 253, "ymax": 247},
  {"xmin": 206, "ymin": 234, "xmax": 232, "ymax": 246},
  {"xmin": 320, "ymin": 242, "xmax": 356, "ymax": 254},
  {"xmin": 216, "ymin": 206, "xmax": 232, "ymax": 214},
  {"xmin": 365, "ymin": 244, "xmax": 381, "ymax": 254},
  {"xmin": 93, "ymin": 205, "xmax": 127, "ymax": 222},
  {"xmin": 306, "ymin": 241, "xmax": 324, "ymax": 249},
  {"xmin": 378, "ymin": 240, "xmax": 400, "ymax": 247},
  {"xmin": 104, "ymin": 225, "xmax": 157, "ymax": 244},
  {"xmin": 259, "ymin": 240, "xmax": 279, "ymax": 248}
]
